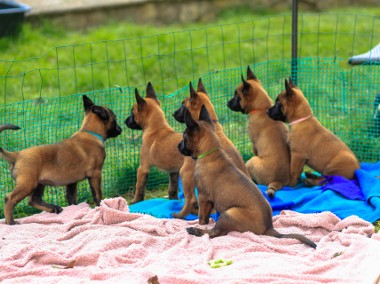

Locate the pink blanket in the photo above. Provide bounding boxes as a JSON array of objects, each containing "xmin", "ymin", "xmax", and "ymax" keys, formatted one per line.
[{"xmin": 1, "ymin": 197, "xmax": 379, "ymax": 284}]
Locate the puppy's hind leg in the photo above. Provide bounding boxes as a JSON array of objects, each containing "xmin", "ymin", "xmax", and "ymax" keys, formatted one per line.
[
  {"xmin": 131, "ymin": 165, "xmax": 149, "ymax": 204},
  {"xmin": 28, "ymin": 184, "xmax": 63, "ymax": 214},
  {"xmin": 4, "ymin": 180, "xmax": 37, "ymax": 225},
  {"xmin": 168, "ymin": 172, "xmax": 179, "ymax": 200},
  {"xmin": 66, "ymin": 183, "xmax": 78, "ymax": 205}
]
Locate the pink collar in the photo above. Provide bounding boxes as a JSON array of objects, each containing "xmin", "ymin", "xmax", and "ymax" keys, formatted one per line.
[{"xmin": 289, "ymin": 115, "xmax": 312, "ymax": 126}]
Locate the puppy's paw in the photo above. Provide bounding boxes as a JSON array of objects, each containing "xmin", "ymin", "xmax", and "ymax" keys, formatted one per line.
[
  {"xmin": 130, "ymin": 197, "xmax": 144, "ymax": 204},
  {"xmin": 198, "ymin": 218, "xmax": 209, "ymax": 225},
  {"xmin": 6, "ymin": 220, "xmax": 20, "ymax": 225},
  {"xmin": 186, "ymin": 227, "xmax": 203, "ymax": 237},
  {"xmin": 51, "ymin": 205, "xmax": 63, "ymax": 214},
  {"xmin": 171, "ymin": 212, "xmax": 186, "ymax": 219}
]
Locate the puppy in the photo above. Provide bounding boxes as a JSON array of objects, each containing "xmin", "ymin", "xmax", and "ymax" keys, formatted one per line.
[
  {"xmin": 0, "ymin": 95, "xmax": 122, "ymax": 225},
  {"xmin": 125, "ymin": 83, "xmax": 184, "ymax": 203},
  {"xmin": 178, "ymin": 105, "xmax": 316, "ymax": 248},
  {"xmin": 267, "ymin": 78, "xmax": 360, "ymax": 186},
  {"xmin": 172, "ymin": 79, "xmax": 249, "ymax": 219},
  {"xmin": 227, "ymin": 66, "xmax": 290, "ymax": 198}
]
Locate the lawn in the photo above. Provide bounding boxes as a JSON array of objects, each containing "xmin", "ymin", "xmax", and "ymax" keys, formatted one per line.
[{"xmin": 0, "ymin": 5, "xmax": 379, "ymax": 230}]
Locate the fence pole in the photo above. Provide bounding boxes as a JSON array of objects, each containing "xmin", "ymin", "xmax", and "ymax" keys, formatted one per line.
[{"xmin": 291, "ymin": 0, "xmax": 298, "ymax": 84}]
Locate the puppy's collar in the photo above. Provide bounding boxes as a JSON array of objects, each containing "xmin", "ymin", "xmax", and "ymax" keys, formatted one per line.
[
  {"xmin": 197, "ymin": 147, "xmax": 220, "ymax": 159},
  {"xmin": 84, "ymin": 130, "xmax": 105, "ymax": 143},
  {"xmin": 288, "ymin": 115, "xmax": 312, "ymax": 126},
  {"xmin": 249, "ymin": 109, "xmax": 260, "ymax": 115}
]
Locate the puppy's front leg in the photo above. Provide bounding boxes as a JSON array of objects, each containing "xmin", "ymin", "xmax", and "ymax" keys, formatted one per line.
[
  {"xmin": 131, "ymin": 165, "xmax": 149, "ymax": 204},
  {"xmin": 197, "ymin": 192, "xmax": 213, "ymax": 225},
  {"xmin": 172, "ymin": 161, "xmax": 197, "ymax": 219},
  {"xmin": 289, "ymin": 153, "xmax": 306, "ymax": 187},
  {"xmin": 66, "ymin": 183, "xmax": 78, "ymax": 205},
  {"xmin": 88, "ymin": 174, "xmax": 102, "ymax": 206}
]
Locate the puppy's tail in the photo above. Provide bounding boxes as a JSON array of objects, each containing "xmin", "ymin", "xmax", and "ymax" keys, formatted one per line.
[
  {"xmin": 0, "ymin": 124, "xmax": 20, "ymax": 163},
  {"xmin": 266, "ymin": 227, "xmax": 317, "ymax": 249},
  {"xmin": 0, "ymin": 124, "xmax": 20, "ymax": 133}
]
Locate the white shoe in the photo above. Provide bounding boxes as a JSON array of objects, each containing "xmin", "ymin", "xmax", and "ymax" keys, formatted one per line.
[{"xmin": 348, "ymin": 43, "xmax": 380, "ymax": 65}]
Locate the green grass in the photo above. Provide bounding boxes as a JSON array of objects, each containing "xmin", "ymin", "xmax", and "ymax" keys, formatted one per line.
[{"xmin": 1, "ymin": 6, "xmax": 380, "ymax": 103}]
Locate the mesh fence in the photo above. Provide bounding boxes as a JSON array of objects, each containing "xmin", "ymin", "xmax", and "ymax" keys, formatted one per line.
[{"xmin": 0, "ymin": 13, "xmax": 380, "ymax": 218}]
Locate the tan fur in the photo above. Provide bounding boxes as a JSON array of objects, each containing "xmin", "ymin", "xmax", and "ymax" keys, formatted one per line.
[
  {"xmin": 0, "ymin": 96, "xmax": 122, "ymax": 225},
  {"xmin": 180, "ymin": 106, "xmax": 316, "ymax": 248},
  {"xmin": 269, "ymin": 79, "xmax": 360, "ymax": 186},
  {"xmin": 172, "ymin": 79, "xmax": 249, "ymax": 219},
  {"xmin": 125, "ymin": 83, "xmax": 184, "ymax": 203},
  {"xmin": 229, "ymin": 67, "xmax": 290, "ymax": 198}
]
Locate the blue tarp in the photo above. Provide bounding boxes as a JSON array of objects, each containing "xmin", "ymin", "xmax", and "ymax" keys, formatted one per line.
[{"xmin": 129, "ymin": 162, "xmax": 380, "ymax": 223}]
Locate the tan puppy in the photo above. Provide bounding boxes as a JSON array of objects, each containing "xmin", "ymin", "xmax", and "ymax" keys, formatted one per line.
[
  {"xmin": 267, "ymin": 78, "xmax": 360, "ymax": 186},
  {"xmin": 172, "ymin": 79, "xmax": 249, "ymax": 219},
  {"xmin": 125, "ymin": 83, "xmax": 184, "ymax": 203},
  {"xmin": 178, "ymin": 105, "xmax": 316, "ymax": 248},
  {"xmin": 0, "ymin": 95, "xmax": 122, "ymax": 225},
  {"xmin": 227, "ymin": 66, "xmax": 290, "ymax": 198}
]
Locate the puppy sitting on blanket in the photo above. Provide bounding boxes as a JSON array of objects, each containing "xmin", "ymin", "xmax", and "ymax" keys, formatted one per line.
[
  {"xmin": 228, "ymin": 66, "xmax": 290, "ymax": 198},
  {"xmin": 0, "ymin": 95, "xmax": 122, "ymax": 225},
  {"xmin": 178, "ymin": 105, "xmax": 316, "ymax": 248},
  {"xmin": 172, "ymin": 79, "xmax": 249, "ymax": 219},
  {"xmin": 267, "ymin": 78, "xmax": 360, "ymax": 186}
]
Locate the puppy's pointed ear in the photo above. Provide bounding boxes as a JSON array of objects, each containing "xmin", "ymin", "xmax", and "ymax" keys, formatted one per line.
[
  {"xmin": 92, "ymin": 106, "xmax": 109, "ymax": 121},
  {"xmin": 288, "ymin": 77, "xmax": 297, "ymax": 88},
  {"xmin": 135, "ymin": 88, "xmax": 146, "ymax": 111},
  {"xmin": 83, "ymin": 95, "xmax": 94, "ymax": 111},
  {"xmin": 184, "ymin": 108, "xmax": 199, "ymax": 131},
  {"xmin": 285, "ymin": 79, "xmax": 296, "ymax": 99},
  {"xmin": 199, "ymin": 105, "xmax": 212, "ymax": 125},
  {"xmin": 189, "ymin": 82, "xmax": 198, "ymax": 101},
  {"xmin": 146, "ymin": 82, "xmax": 158, "ymax": 100},
  {"xmin": 247, "ymin": 66, "xmax": 257, "ymax": 80},
  {"xmin": 197, "ymin": 78, "xmax": 208, "ymax": 95},
  {"xmin": 241, "ymin": 75, "xmax": 251, "ymax": 92}
]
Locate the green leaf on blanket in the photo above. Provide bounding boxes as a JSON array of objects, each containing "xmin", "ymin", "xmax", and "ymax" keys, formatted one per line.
[
  {"xmin": 331, "ymin": 252, "xmax": 343, "ymax": 258},
  {"xmin": 208, "ymin": 259, "xmax": 233, "ymax": 268},
  {"xmin": 51, "ymin": 260, "xmax": 76, "ymax": 269}
]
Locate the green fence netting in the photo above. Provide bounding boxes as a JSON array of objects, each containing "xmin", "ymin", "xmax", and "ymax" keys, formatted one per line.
[{"xmin": 0, "ymin": 13, "xmax": 380, "ymax": 218}]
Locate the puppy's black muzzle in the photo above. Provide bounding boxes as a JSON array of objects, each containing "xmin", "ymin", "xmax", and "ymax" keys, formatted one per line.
[
  {"xmin": 178, "ymin": 140, "xmax": 192, "ymax": 157},
  {"xmin": 267, "ymin": 100, "xmax": 287, "ymax": 122},
  {"xmin": 227, "ymin": 96, "xmax": 244, "ymax": 113},
  {"xmin": 107, "ymin": 123, "xmax": 122, "ymax": 138},
  {"xmin": 173, "ymin": 105, "xmax": 186, "ymax": 123},
  {"xmin": 125, "ymin": 113, "xmax": 142, "ymax": 130}
]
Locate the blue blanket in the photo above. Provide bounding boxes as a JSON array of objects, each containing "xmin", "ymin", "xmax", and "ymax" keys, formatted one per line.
[{"xmin": 129, "ymin": 162, "xmax": 380, "ymax": 223}]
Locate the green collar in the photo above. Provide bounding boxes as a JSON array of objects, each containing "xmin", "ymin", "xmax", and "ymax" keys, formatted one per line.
[
  {"xmin": 197, "ymin": 147, "xmax": 219, "ymax": 159},
  {"xmin": 84, "ymin": 130, "xmax": 105, "ymax": 143}
]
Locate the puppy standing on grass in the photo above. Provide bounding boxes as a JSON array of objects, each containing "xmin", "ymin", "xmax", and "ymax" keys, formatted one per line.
[
  {"xmin": 178, "ymin": 105, "xmax": 316, "ymax": 248},
  {"xmin": 125, "ymin": 83, "xmax": 184, "ymax": 203},
  {"xmin": 267, "ymin": 78, "xmax": 360, "ymax": 186},
  {"xmin": 228, "ymin": 66, "xmax": 290, "ymax": 198},
  {"xmin": 0, "ymin": 95, "xmax": 122, "ymax": 225},
  {"xmin": 172, "ymin": 79, "xmax": 249, "ymax": 219}
]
